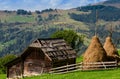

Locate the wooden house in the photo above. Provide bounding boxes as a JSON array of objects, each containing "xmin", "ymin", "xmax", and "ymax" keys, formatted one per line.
[{"xmin": 5, "ymin": 38, "xmax": 76, "ymax": 79}]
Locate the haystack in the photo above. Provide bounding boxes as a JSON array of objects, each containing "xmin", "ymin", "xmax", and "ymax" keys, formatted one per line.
[
  {"xmin": 83, "ymin": 36, "xmax": 107, "ymax": 69},
  {"xmin": 103, "ymin": 36, "xmax": 120, "ymax": 61}
]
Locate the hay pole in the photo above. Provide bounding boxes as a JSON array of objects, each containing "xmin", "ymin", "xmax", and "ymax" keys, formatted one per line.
[
  {"xmin": 109, "ymin": 22, "xmax": 113, "ymax": 37},
  {"xmin": 95, "ymin": 10, "xmax": 98, "ymax": 36}
]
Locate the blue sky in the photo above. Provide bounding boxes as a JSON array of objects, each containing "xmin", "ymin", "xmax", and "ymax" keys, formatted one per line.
[{"xmin": 0, "ymin": 0, "xmax": 107, "ymax": 11}]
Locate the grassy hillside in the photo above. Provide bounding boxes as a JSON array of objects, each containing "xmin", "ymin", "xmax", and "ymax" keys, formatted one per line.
[
  {"xmin": 0, "ymin": 4, "xmax": 120, "ymax": 57},
  {"xmin": 0, "ymin": 9, "xmax": 90, "ymax": 57}
]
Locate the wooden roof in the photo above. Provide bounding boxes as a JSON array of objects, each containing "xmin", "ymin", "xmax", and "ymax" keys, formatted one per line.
[
  {"xmin": 30, "ymin": 38, "xmax": 76, "ymax": 61},
  {"xmin": 4, "ymin": 57, "xmax": 21, "ymax": 67}
]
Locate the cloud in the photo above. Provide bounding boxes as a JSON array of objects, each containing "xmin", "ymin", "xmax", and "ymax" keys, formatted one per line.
[
  {"xmin": 57, "ymin": 0, "xmax": 107, "ymax": 9},
  {"xmin": 0, "ymin": 0, "xmax": 107, "ymax": 11},
  {"xmin": 49, "ymin": 0, "xmax": 62, "ymax": 7}
]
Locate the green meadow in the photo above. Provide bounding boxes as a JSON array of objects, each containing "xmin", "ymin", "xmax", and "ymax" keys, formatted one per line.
[
  {"xmin": 24, "ymin": 69, "xmax": 120, "ymax": 79},
  {"xmin": 0, "ymin": 74, "xmax": 6, "ymax": 79},
  {"xmin": 1, "ymin": 69, "xmax": 120, "ymax": 79}
]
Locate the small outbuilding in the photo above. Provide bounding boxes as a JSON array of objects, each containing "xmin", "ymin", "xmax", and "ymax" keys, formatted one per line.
[{"xmin": 5, "ymin": 38, "xmax": 76, "ymax": 79}]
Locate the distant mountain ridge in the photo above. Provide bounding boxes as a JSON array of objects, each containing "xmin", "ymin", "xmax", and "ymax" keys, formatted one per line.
[
  {"xmin": 104, "ymin": 0, "xmax": 120, "ymax": 3},
  {"xmin": 98, "ymin": 0, "xmax": 120, "ymax": 8}
]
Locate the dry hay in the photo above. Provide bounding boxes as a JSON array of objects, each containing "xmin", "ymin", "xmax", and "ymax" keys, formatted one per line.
[
  {"xmin": 104, "ymin": 36, "xmax": 120, "ymax": 61},
  {"xmin": 83, "ymin": 36, "xmax": 107, "ymax": 70}
]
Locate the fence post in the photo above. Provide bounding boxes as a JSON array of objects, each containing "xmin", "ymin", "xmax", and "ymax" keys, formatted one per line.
[
  {"xmin": 115, "ymin": 60, "xmax": 118, "ymax": 68},
  {"xmin": 81, "ymin": 62, "xmax": 83, "ymax": 71},
  {"xmin": 67, "ymin": 63, "xmax": 68, "ymax": 72},
  {"xmin": 101, "ymin": 62, "xmax": 106, "ymax": 69}
]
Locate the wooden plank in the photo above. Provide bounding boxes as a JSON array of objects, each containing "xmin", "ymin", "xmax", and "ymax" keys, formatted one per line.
[
  {"xmin": 50, "ymin": 68, "xmax": 82, "ymax": 74},
  {"xmin": 84, "ymin": 61, "xmax": 116, "ymax": 65},
  {"xmin": 45, "ymin": 53, "xmax": 52, "ymax": 61},
  {"xmin": 82, "ymin": 67, "xmax": 116, "ymax": 71},
  {"xmin": 83, "ymin": 64, "xmax": 117, "ymax": 68},
  {"xmin": 51, "ymin": 63, "xmax": 82, "ymax": 70},
  {"xmin": 51, "ymin": 66, "xmax": 82, "ymax": 73}
]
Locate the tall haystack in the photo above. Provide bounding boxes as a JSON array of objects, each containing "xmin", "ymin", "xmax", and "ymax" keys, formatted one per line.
[
  {"xmin": 104, "ymin": 36, "xmax": 120, "ymax": 61},
  {"xmin": 83, "ymin": 36, "xmax": 107, "ymax": 69}
]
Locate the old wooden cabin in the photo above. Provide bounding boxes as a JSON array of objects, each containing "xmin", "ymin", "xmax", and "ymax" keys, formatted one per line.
[{"xmin": 5, "ymin": 38, "xmax": 76, "ymax": 79}]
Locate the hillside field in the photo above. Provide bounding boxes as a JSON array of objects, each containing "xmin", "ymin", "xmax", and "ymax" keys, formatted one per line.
[{"xmin": 1, "ymin": 4, "xmax": 120, "ymax": 57}]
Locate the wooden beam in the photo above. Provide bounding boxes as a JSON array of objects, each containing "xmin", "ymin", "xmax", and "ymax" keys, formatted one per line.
[{"xmin": 21, "ymin": 58, "xmax": 24, "ymax": 78}]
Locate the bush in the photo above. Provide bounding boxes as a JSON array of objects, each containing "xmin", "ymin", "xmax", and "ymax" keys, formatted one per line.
[{"xmin": 0, "ymin": 54, "xmax": 16, "ymax": 74}]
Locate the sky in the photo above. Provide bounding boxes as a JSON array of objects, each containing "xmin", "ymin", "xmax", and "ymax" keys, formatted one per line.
[{"xmin": 0, "ymin": 0, "xmax": 107, "ymax": 11}]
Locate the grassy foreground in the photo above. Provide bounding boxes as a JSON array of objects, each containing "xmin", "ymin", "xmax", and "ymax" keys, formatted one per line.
[
  {"xmin": 1, "ymin": 67, "xmax": 120, "ymax": 79},
  {"xmin": 24, "ymin": 69, "xmax": 120, "ymax": 79},
  {"xmin": 0, "ymin": 74, "xmax": 6, "ymax": 79}
]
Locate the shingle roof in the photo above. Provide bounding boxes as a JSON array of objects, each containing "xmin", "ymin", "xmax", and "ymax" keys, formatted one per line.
[{"xmin": 31, "ymin": 38, "xmax": 76, "ymax": 61}]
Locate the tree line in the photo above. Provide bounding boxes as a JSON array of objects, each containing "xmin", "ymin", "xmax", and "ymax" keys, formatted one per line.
[
  {"xmin": 0, "ymin": 54, "xmax": 16, "ymax": 74},
  {"xmin": 69, "ymin": 5, "xmax": 120, "ymax": 23}
]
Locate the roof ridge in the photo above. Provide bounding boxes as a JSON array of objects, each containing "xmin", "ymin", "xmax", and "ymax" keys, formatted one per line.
[{"xmin": 37, "ymin": 38, "xmax": 63, "ymax": 40}]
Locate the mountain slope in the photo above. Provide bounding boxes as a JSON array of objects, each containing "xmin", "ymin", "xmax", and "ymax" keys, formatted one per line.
[{"xmin": 0, "ymin": 0, "xmax": 120, "ymax": 57}]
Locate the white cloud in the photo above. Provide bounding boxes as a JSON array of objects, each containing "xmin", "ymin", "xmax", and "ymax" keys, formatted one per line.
[
  {"xmin": 0, "ymin": 0, "xmax": 107, "ymax": 11},
  {"xmin": 49, "ymin": 0, "xmax": 60, "ymax": 6},
  {"xmin": 52, "ymin": 0, "xmax": 107, "ymax": 10}
]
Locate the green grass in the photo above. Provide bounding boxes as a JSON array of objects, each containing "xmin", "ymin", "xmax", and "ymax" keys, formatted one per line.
[
  {"xmin": 76, "ymin": 56, "xmax": 83, "ymax": 63},
  {"xmin": 0, "ymin": 74, "xmax": 6, "ymax": 79},
  {"xmin": 1, "ymin": 68, "xmax": 120, "ymax": 79},
  {"xmin": 24, "ymin": 69, "xmax": 120, "ymax": 79},
  {"xmin": 118, "ymin": 49, "xmax": 120, "ymax": 55},
  {"xmin": 7, "ymin": 15, "xmax": 35, "ymax": 23}
]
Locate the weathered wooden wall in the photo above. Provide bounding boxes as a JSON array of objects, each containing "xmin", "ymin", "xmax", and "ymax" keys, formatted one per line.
[
  {"xmin": 23, "ymin": 48, "xmax": 51, "ymax": 76},
  {"xmin": 8, "ymin": 62, "xmax": 22, "ymax": 79}
]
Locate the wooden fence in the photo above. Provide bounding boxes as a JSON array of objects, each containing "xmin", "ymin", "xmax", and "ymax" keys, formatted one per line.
[{"xmin": 50, "ymin": 61, "xmax": 117, "ymax": 74}]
